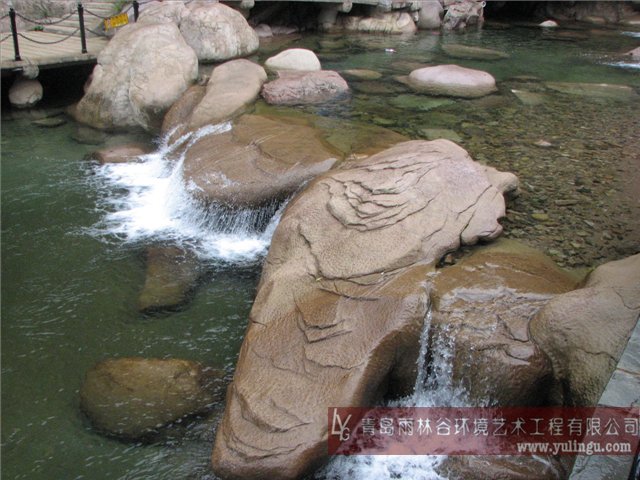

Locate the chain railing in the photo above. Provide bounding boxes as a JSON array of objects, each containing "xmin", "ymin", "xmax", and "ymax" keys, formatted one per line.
[{"xmin": 0, "ymin": 1, "xmax": 151, "ymax": 62}]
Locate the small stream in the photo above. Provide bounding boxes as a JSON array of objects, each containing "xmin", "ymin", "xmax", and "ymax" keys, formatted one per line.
[{"xmin": 2, "ymin": 23, "xmax": 639, "ymax": 480}]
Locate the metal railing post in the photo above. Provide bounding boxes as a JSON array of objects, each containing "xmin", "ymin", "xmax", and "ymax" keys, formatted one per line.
[
  {"xmin": 77, "ymin": 2, "xmax": 87, "ymax": 53},
  {"xmin": 9, "ymin": 7, "xmax": 21, "ymax": 61},
  {"xmin": 133, "ymin": 1, "xmax": 139, "ymax": 22}
]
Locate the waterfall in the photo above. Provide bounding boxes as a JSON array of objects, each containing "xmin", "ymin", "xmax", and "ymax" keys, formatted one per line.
[
  {"xmin": 318, "ymin": 304, "xmax": 468, "ymax": 480},
  {"xmin": 88, "ymin": 123, "xmax": 287, "ymax": 264}
]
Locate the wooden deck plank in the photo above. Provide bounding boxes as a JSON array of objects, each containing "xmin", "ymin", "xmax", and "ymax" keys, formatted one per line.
[{"xmin": 1, "ymin": 31, "xmax": 108, "ymax": 70}]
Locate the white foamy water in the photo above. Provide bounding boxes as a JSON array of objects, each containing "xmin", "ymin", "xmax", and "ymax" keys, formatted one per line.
[
  {"xmin": 604, "ymin": 61, "xmax": 640, "ymax": 70},
  {"xmin": 89, "ymin": 123, "xmax": 286, "ymax": 263},
  {"xmin": 318, "ymin": 307, "xmax": 467, "ymax": 480}
]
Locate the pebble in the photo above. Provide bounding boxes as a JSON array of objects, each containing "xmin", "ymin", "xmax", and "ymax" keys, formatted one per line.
[
  {"xmin": 555, "ymin": 199, "xmax": 578, "ymax": 206},
  {"xmin": 531, "ymin": 212, "xmax": 550, "ymax": 221},
  {"xmin": 534, "ymin": 139, "xmax": 553, "ymax": 148},
  {"xmin": 32, "ymin": 117, "xmax": 66, "ymax": 128}
]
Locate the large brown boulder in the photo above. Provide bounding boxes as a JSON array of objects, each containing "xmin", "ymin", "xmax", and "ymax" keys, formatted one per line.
[
  {"xmin": 74, "ymin": 22, "xmax": 198, "ymax": 131},
  {"xmin": 212, "ymin": 140, "xmax": 516, "ymax": 480},
  {"xmin": 261, "ymin": 71, "xmax": 349, "ymax": 105},
  {"xmin": 430, "ymin": 239, "xmax": 579, "ymax": 406},
  {"xmin": 161, "ymin": 60, "xmax": 267, "ymax": 141},
  {"xmin": 80, "ymin": 358, "xmax": 223, "ymax": 439},
  {"xmin": 530, "ymin": 254, "xmax": 640, "ymax": 406},
  {"xmin": 182, "ymin": 115, "xmax": 341, "ymax": 208}
]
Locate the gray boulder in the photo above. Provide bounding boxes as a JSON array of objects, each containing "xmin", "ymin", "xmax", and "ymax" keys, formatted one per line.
[
  {"xmin": 179, "ymin": 3, "xmax": 259, "ymax": 62},
  {"xmin": 417, "ymin": 0, "xmax": 444, "ymax": 29},
  {"xmin": 408, "ymin": 64, "xmax": 497, "ymax": 98},
  {"xmin": 261, "ymin": 70, "xmax": 349, "ymax": 105},
  {"xmin": 8, "ymin": 77, "xmax": 43, "ymax": 108},
  {"xmin": 74, "ymin": 22, "xmax": 198, "ymax": 131},
  {"xmin": 264, "ymin": 48, "xmax": 321, "ymax": 73}
]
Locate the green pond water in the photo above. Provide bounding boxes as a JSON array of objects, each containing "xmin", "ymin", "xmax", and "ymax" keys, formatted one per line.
[{"xmin": 2, "ymin": 25, "xmax": 639, "ymax": 480}]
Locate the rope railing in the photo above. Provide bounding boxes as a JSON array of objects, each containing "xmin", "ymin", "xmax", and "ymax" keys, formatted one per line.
[
  {"xmin": 3, "ymin": 1, "xmax": 143, "ymax": 63},
  {"xmin": 14, "ymin": 9, "xmax": 78, "ymax": 26},
  {"xmin": 18, "ymin": 28, "xmax": 80, "ymax": 44}
]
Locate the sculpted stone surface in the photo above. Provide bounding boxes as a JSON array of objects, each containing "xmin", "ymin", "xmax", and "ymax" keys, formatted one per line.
[
  {"xmin": 261, "ymin": 70, "xmax": 349, "ymax": 105},
  {"xmin": 530, "ymin": 254, "xmax": 640, "ymax": 406},
  {"xmin": 74, "ymin": 22, "xmax": 198, "ymax": 131},
  {"xmin": 179, "ymin": 3, "xmax": 259, "ymax": 62},
  {"xmin": 212, "ymin": 140, "xmax": 515, "ymax": 479},
  {"xmin": 408, "ymin": 64, "xmax": 497, "ymax": 98},
  {"xmin": 430, "ymin": 239, "xmax": 579, "ymax": 405},
  {"xmin": 80, "ymin": 357, "xmax": 222, "ymax": 439},
  {"xmin": 183, "ymin": 115, "xmax": 340, "ymax": 208}
]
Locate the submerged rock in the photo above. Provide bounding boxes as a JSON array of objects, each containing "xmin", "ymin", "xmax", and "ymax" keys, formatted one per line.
[
  {"xmin": 90, "ymin": 144, "xmax": 150, "ymax": 164},
  {"xmin": 408, "ymin": 64, "xmax": 497, "ymax": 98},
  {"xmin": 179, "ymin": 3, "xmax": 259, "ymax": 62},
  {"xmin": 546, "ymin": 82, "xmax": 638, "ymax": 101},
  {"xmin": 340, "ymin": 69, "xmax": 383, "ymax": 81},
  {"xmin": 212, "ymin": 140, "xmax": 516, "ymax": 480},
  {"xmin": 530, "ymin": 254, "xmax": 640, "ymax": 406},
  {"xmin": 430, "ymin": 239, "xmax": 579, "ymax": 406},
  {"xmin": 264, "ymin": 48, "xmax": 321, "ymax": 73},
  {"xmin": 183, "ymin": 115, "xmax": 340, "ymax": 208},
  {"xmin": 420, "ymin": 128, "xmax": 462, "ymax": 143},
  {"xmin": 261, "ymin": 70, "xmax": 349, "ymax": 105},
  {"xmin": 389, "ymin": 94, "xmax": 455, "ymax": 111},
  {"xmin": 442, "ymin": 44, "xmax": 510, "ymax": 61},
  {"xmin": 137, "ymin": 246, "xmax": 203, "ymax": 313},
  {"xmin": 80, "ymin": 357, "xmax": 223, "ymax": 439},
  {"xmin": 73, "ymin": 22, "xmax": 198, "ymax": 131},
  {"xmin": 32, "ymin": 117, "xmax": 66, "ymax": 128}
]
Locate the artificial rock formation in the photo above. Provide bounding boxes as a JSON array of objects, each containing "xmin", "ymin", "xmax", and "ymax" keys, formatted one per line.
[
  {"xmin": 80, "ymin": 357, "xmax": 222, "ymax": 439},
  {"xmin": 90, "ymin": 144, "xmax": 150, "ymax": 164},
  {"xmin": 212, "ymin": 139, "xmax": 517, "ymax": 479},
  {"xmin": 8, "ymin": 77, "xmax": 43, "ymax": 108},
  {"xmin": 530, "ymin": 253, "xmax": 640, "ymax": 406},
  {"xmin": 161, "ymin": 60, "xmax": 267, "ymax": 141},
  {"xmin": 334, "ymin": 11, "xmax": 418, "ymax": 34},
  {"xmin": 264, "ymin": 48, "xmax": 321, "ymax": 73},
  {"xmin": 183, "ymin": 115, "xmax": 341, "ymax": 208},
  {"xmin": 74, "ymin": 22, "xmax": 198, "ymax": 131},
  {"xmin": 430, "ymin": 239, "xmax": 579, "ymax": 406},
  {"xmin": 408, "ymin": 64, "xmax": 497, "ymax": 98},
  {"xmin": 179, "ymin": 3, "xmax": 259, "ymax": 62},
  {"xmin": 261, "ymin": 71, "xmax": 349, "ymax": 105}
]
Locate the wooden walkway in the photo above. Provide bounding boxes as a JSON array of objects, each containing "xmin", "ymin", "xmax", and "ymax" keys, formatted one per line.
[
  {"xmin": 1, "ymin": 32, "xmax": 108, "ymax": 71},
  {"xmin": 1, "ymin": 1, "xmax": 114, "ymax": 72}
]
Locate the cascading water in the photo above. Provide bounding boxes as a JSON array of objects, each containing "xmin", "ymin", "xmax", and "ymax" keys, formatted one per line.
[
  {"xmin": 318, "ymin": 305, "xmax": 468, "ymax": 480},
  {"xmin": 88, "ymin": 123, "xmax": 286, "ymax": 264}
]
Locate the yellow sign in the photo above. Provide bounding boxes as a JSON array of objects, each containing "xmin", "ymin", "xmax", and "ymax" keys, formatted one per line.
[{"xmin": 104, "ymin": 13, "xmax": 129, "ymax": 30}]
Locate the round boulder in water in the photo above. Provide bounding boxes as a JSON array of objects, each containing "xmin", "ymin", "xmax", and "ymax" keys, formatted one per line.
[
  {"xmin": 9, "ymin": 77, "xmax": 43, "ymax": 109},
  {"xmin": 264, "ymin": 48, "xmax": 321, "ymax": 73},
  {"xmin": 408, "ymin": 64, "xmax": 497, "ymax": 98},
  {"xmin": 80, "ymin": 357, "xmax": 223, "ymax": 439}
]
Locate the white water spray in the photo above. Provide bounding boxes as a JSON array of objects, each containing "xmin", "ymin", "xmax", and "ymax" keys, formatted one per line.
[
  {"xmin": 88, "ymin": 123, "xmax": 286, "ymax": 263},
  {"xmin": 319, "ymin": 306, "xmax": 468, "ymax": 480}
]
